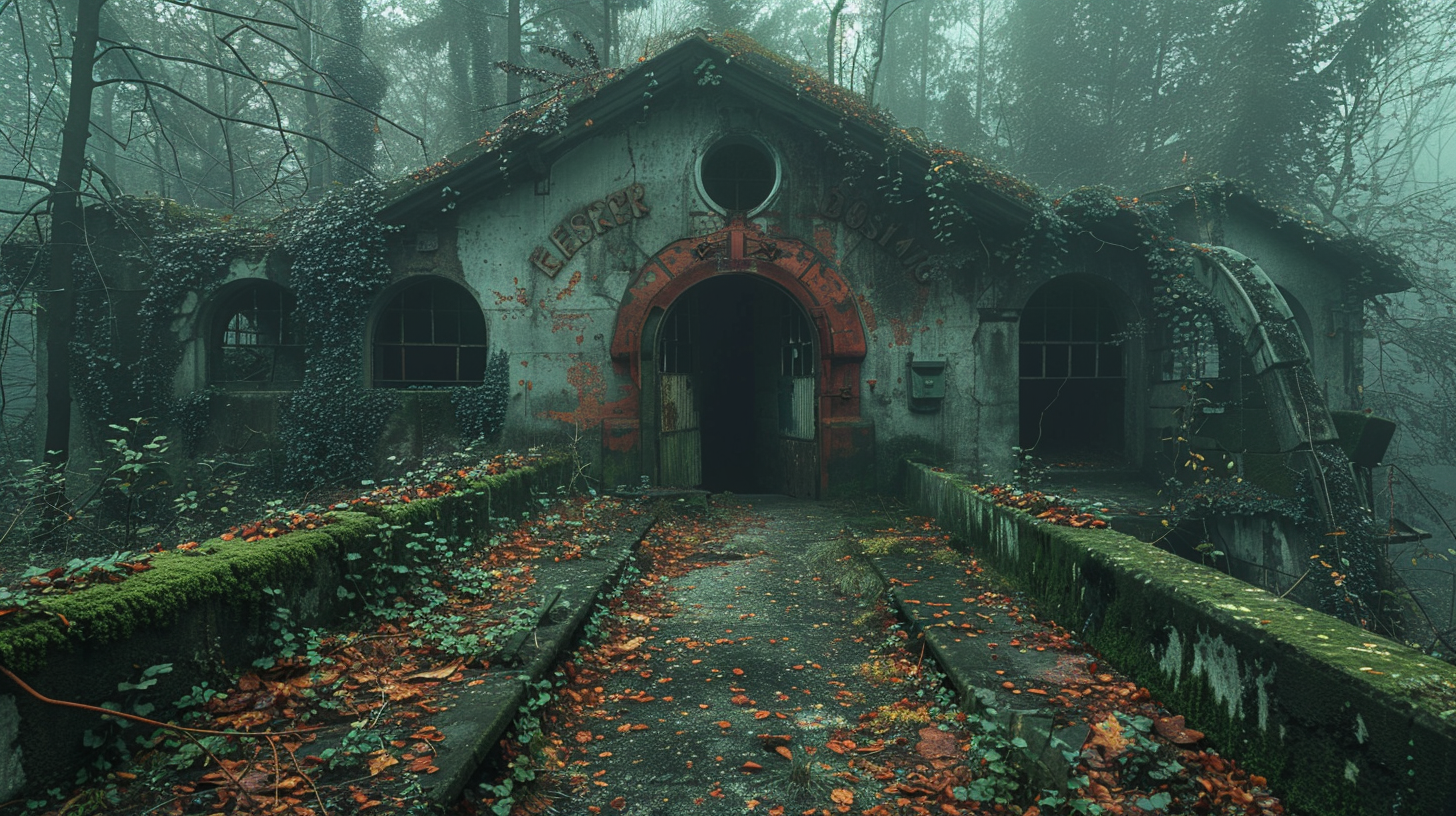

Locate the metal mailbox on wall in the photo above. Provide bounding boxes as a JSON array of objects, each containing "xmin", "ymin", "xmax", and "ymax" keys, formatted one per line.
[{"xmin": 908, "ymin": 358, "xmax": 947, "ymax": 413}]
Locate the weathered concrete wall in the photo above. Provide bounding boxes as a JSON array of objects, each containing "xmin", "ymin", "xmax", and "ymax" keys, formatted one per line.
[
  {"xmin": 905, "ymin": 462, "xmax": 1456, "ymax": 816},
  {"xmin": 1171, "ymin": 203, "xmax": 1362, "ymax": 411},
  {"xmin": 156, "ymin": 91, "xmax": 1368, "ymax": 497},
  {"xmin": 0, "ymin": 457, "xmax": 571, "ymax": 800},
  {"xmin": 400, "ymin": 90, "xmax": 1159, "ymax": 488}
]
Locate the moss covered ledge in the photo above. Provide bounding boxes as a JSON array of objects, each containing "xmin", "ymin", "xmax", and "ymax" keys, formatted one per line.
[
  {"xmin": 0, "ymin": 455, "xmax": 578, "ymax": 799},
  {"xmin": 0, "ymin": 456, "xmax": 572, "ymax": 675},
  {"xmin": 905, "ymin": 462, "xmax": 1456, "ymax": 816},
  {"xmin": 0, "ymin": 512, "xmax": 377, "ymax": 674}
]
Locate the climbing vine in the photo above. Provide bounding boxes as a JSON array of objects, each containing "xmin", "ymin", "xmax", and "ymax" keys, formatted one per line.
[
  {"xmin": 276, "ymin": 181, "xmax": 400, "ymax": 486},
  {"xmin": 68, "ymin": 200, "xmax": 268, "ymax": 435},
  {"xmin": 453, "ymin": 349, "xmax": 511, "ymax": 443}
]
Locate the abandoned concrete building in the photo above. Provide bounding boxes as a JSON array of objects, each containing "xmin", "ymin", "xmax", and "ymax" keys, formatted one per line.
[
  {"xmin": 44, "ymin": 32, "xmax": 1418, "ymax": 613},
  {"xmin": 13, "ymin": 31, "xmax": 1456, "ymax": 814}
]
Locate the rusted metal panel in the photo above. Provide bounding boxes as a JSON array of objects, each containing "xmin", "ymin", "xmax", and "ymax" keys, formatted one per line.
[
  {"xmin": 781, "ymin": 439, "xmax": 817, "ymax": 498},
  {"xmin": 660, "ymin": 428, "xmax": 702, "ymax": 487},
  {"xmin": 781, "ymin": 376, "xmax": 815, "ymax": 440},
  {"xmin": 660, "ymin": 374, "xmax": 698, "ymax": 432},
  {"xmin": 660, "ymin": 373, "xmax": 701, "ymax": 487}
]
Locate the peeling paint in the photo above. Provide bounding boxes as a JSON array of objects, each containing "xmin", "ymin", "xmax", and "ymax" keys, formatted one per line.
[
  {"xmin": 538, "ymin": 359, "xmax": 638, "ymax": 428},
  {"xmin": 1188, "ymin": 630, "xmax": 1276, "ymax": 731},
  {"xmin": 1154, "ymin": 626, "xmax": 1184, "ymax": 687},
  {"xmin": 492, "ymin": 278, "xmax": 530, "ymax": 306},
  {"xmin": 555, "ymin": 269, "xmax": 583, "ymax": 300}
]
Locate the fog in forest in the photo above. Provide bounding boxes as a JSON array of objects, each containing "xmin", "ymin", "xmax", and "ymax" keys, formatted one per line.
[{"xmin": 4, "ymin": 0, "xmax": 1456, "ymax": 651}]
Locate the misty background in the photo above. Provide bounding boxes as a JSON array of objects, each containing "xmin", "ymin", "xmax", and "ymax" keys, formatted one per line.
[{"xmin": 2, "ymin": 0, "xmax": 1456, "ymax": 647}]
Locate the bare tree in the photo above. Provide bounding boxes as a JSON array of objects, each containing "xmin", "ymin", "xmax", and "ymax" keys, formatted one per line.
[{"xmin": 0, "ymin": 0, "xmax": 423, "ymax": 490}]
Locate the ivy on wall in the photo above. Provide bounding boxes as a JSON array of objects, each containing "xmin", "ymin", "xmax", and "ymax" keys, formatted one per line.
[
  {"xmin": 277, "ymin": 182, "xmax": 399, "ymax": 486},
  {"xmin": 70, "ymin": 200, "xmax": 268, "ymax": 452},
  {"xmin": 453, "ymin": 349, "xmax": 511, "ymax": 443}
]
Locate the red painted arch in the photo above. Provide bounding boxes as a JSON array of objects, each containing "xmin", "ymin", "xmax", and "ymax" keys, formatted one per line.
[
  {"xmin": 611, "ymin": 223, "xmax": 867, "ymax": 383},
  {"xmin": 609, "ymin": 222, "xmax": 871, "ymax": 493}
]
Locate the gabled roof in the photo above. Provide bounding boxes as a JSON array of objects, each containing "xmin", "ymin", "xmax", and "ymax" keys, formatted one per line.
[
  {"xmin": 1142, "ymin": 179, "xmax": 1411, "ymax": 296},
  {"xmin": 379, "ymin": 31, "xmax": 1039, "ymax": 229}
]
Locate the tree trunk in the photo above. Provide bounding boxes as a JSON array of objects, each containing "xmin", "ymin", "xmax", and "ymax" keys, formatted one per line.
[
  {"xmin": 298, "ymin": 0, "xmax": 324, "ymax": 198},
  {"xmin": 507, "ymin": 0, "xmax": 522, "ymax": 105},
  {"xmin": 44, "ymin": 0, "xmax": 105, "ymax": 475},
  {"xmin": 466, "ymin": 0, "xmax": 493, "ymax": 135},
  {"xmin": 865, "ymin": 0, "xmax": 891, "ymax": 107},
  {"xmin": 975, "ymin": 0, "xmax": 986, "ymax": 124},
  {"xmin": 827, "ymin": 0, "xmax": 847, "ymax": 84}
]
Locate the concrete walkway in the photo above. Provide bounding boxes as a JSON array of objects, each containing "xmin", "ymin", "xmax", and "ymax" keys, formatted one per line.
[
  {"xmin": 506, "ymin": 496, "xmax": 931, "ymax": 815},
  {"xmin": 460, "ymin": 494, "xmax": 1285, "ymax": 816}
]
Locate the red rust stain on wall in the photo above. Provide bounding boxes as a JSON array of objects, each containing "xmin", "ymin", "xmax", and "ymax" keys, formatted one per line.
[
  {"xmin": 539, "ymin": 359, "xmax": 639, "ymax": 428},
  {"xmin": 555, "ymin": 269, "xmax": 583, "ymax": 300},
  {"xmin": 813, "ymin": 226, "xmax": 838, "ymax": 263},
  {"xmin": 551, "ymin": 312, "xmax": 590, "ymax": 333},
  {"xmin": 888, "ymin": 317, "xmax": 912, "ymax": 347},
  {"xmin": 909, "ymin": 285, "xmax": 930, "ymax": 324},
  {"xmin": 493, "ymin": 278, "xmax": 529, "ymax": 306},
  {"xmin": 602, "ymin": 420, "xmax": 640, "ymax": 453}
]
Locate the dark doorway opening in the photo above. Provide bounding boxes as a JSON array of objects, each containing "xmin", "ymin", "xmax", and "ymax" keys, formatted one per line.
[
  {"xmin": 1018, "ymin": 277, "xmax": 1126, "ymax": 462},
  {"xmin": 655, "ymin": 275, "xmax": 817, "ymax": 495}
]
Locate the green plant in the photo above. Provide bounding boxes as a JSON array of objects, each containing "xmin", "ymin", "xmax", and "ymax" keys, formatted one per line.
[
  {"xmin": 78, "ymin": 662, "xmax": 176, "ymax": 778},
  {"xmin": 277, "ymin": 181, "xmax": 400, "ymax": 487},
  {"xmin": 453, "ymin": 349, "xmax": 511, "ymax": 443},
  {"xmin": 776, "ymin": 744, "xmax": 839, "ymax": 801},
  {"xmin": 1107, "ymin": 713, "xmax": 1186, "ymax": 788}
]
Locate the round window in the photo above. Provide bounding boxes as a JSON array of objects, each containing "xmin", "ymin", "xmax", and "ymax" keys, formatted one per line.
[{"xmin": 698, "ymin": 137, "xmax": 779, "ymax": 214}]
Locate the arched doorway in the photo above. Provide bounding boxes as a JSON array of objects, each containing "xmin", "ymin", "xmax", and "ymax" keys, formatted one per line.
[
  {"xmin": 650, "ymin": 275, "xmax": 817, "ymax": 494},
  {"xmin": 1018, "ymin": 276, "xmax": 1127, "ymax": 460},
  {"xmin": 611, "ymin": 224, "xmax": 869, "ymax": 498}
]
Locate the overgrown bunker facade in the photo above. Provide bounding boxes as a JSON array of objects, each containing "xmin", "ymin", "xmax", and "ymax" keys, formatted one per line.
[{"xmin": 54, "ymin": 33, "xmax": 1416, "ymax": 612}]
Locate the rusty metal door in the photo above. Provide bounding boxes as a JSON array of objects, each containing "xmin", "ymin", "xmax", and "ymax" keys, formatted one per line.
[
  {"xmin": 658, "ymin": 308, "xmax": 702, "ymax": 487},
  {"xmin": 778, "ymin": 303, "xmax": 817, "ymax": 497}
]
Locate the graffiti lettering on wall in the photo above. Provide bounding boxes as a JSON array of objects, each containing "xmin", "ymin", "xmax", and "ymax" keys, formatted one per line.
[
  {"xmin": 530, "ymin": 184, "xmax": 650, "ymax": 277},
  {"xmin": 818, "ymin": 186, "xmax": 936, "ymax": 283}
]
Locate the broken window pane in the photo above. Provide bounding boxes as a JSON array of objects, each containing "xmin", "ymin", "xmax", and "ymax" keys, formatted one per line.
[{"xmin": 212, "ymin": 282, "xmax": 302, "ymax": 387}]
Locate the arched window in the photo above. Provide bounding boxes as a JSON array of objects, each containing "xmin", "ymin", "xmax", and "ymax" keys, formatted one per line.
[
  {"xmin": 372, "ymin": 278, "xmax": 487, "ymax": 387},
  {"xmin": 212, "ymin": 281, "xmax": 302, "ymax": 387}
]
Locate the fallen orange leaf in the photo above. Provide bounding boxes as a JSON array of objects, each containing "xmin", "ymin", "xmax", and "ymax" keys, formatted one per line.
[{"xmin": 366, "ymin": 752, "xmax": 398, "ymax": 776}]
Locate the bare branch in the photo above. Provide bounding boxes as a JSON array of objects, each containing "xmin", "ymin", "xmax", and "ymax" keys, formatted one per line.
[{"xmin": 91, "ymin": 77, "xmax": 376, "ymax": 180}]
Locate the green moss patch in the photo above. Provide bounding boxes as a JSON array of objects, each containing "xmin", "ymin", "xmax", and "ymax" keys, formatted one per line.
[
  {"xmin": 0, "ymin": 456, "xmax": 574, "ymax": 674},
  {"xmin": 0, "ymin": 513, "xmax": 375, "ymax": 672},
  {"xmin": 906, "ymin": 463, "xmax": 1456, "ymax": 816}
]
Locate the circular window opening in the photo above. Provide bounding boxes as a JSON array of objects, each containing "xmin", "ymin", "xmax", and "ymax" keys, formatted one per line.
[{"xmin": 699, "ymin": 138, "xmax": 779, "ymax": 214}]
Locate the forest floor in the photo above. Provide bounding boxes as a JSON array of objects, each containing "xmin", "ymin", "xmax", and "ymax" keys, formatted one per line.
[{"xmin": 22, "ymin": 493, "xmax": 1285, "ymax": 816}]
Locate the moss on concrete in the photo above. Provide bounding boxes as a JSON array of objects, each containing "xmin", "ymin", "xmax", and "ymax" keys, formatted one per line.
[
  {"xmin": 906, "ymin": 462, "xmax": 1456, "ymax": 816},
  {"xmin": 0, "ymin": 512, "xmax": 376, "ymax": 672},
  {"xmin": 0, "ymin": 456, "xmax": 574, "ymax": 675}
]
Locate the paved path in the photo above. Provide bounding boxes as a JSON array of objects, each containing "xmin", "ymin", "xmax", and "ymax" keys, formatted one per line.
[
  {"xmin": 496, "ymin": 496, "xmax": 933, "ymax": 815},
  {"xmin": 462, "ymin": 495, "xmax": 1285, "ymax": 816}
]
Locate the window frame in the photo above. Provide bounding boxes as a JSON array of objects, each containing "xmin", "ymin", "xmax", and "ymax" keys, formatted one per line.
[{"xmin": 371, "ymin": 277, "xmax": 489, "ymax": 388}]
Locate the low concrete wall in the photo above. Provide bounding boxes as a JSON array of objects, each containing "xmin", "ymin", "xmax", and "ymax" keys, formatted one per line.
[
  {"xmin": 905, "ymin": 463, "xmax": 1456, "ymax": 816},
  {"xmin": 0, "ymin": 456, "xmax": 572, "ymax": 800}
]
